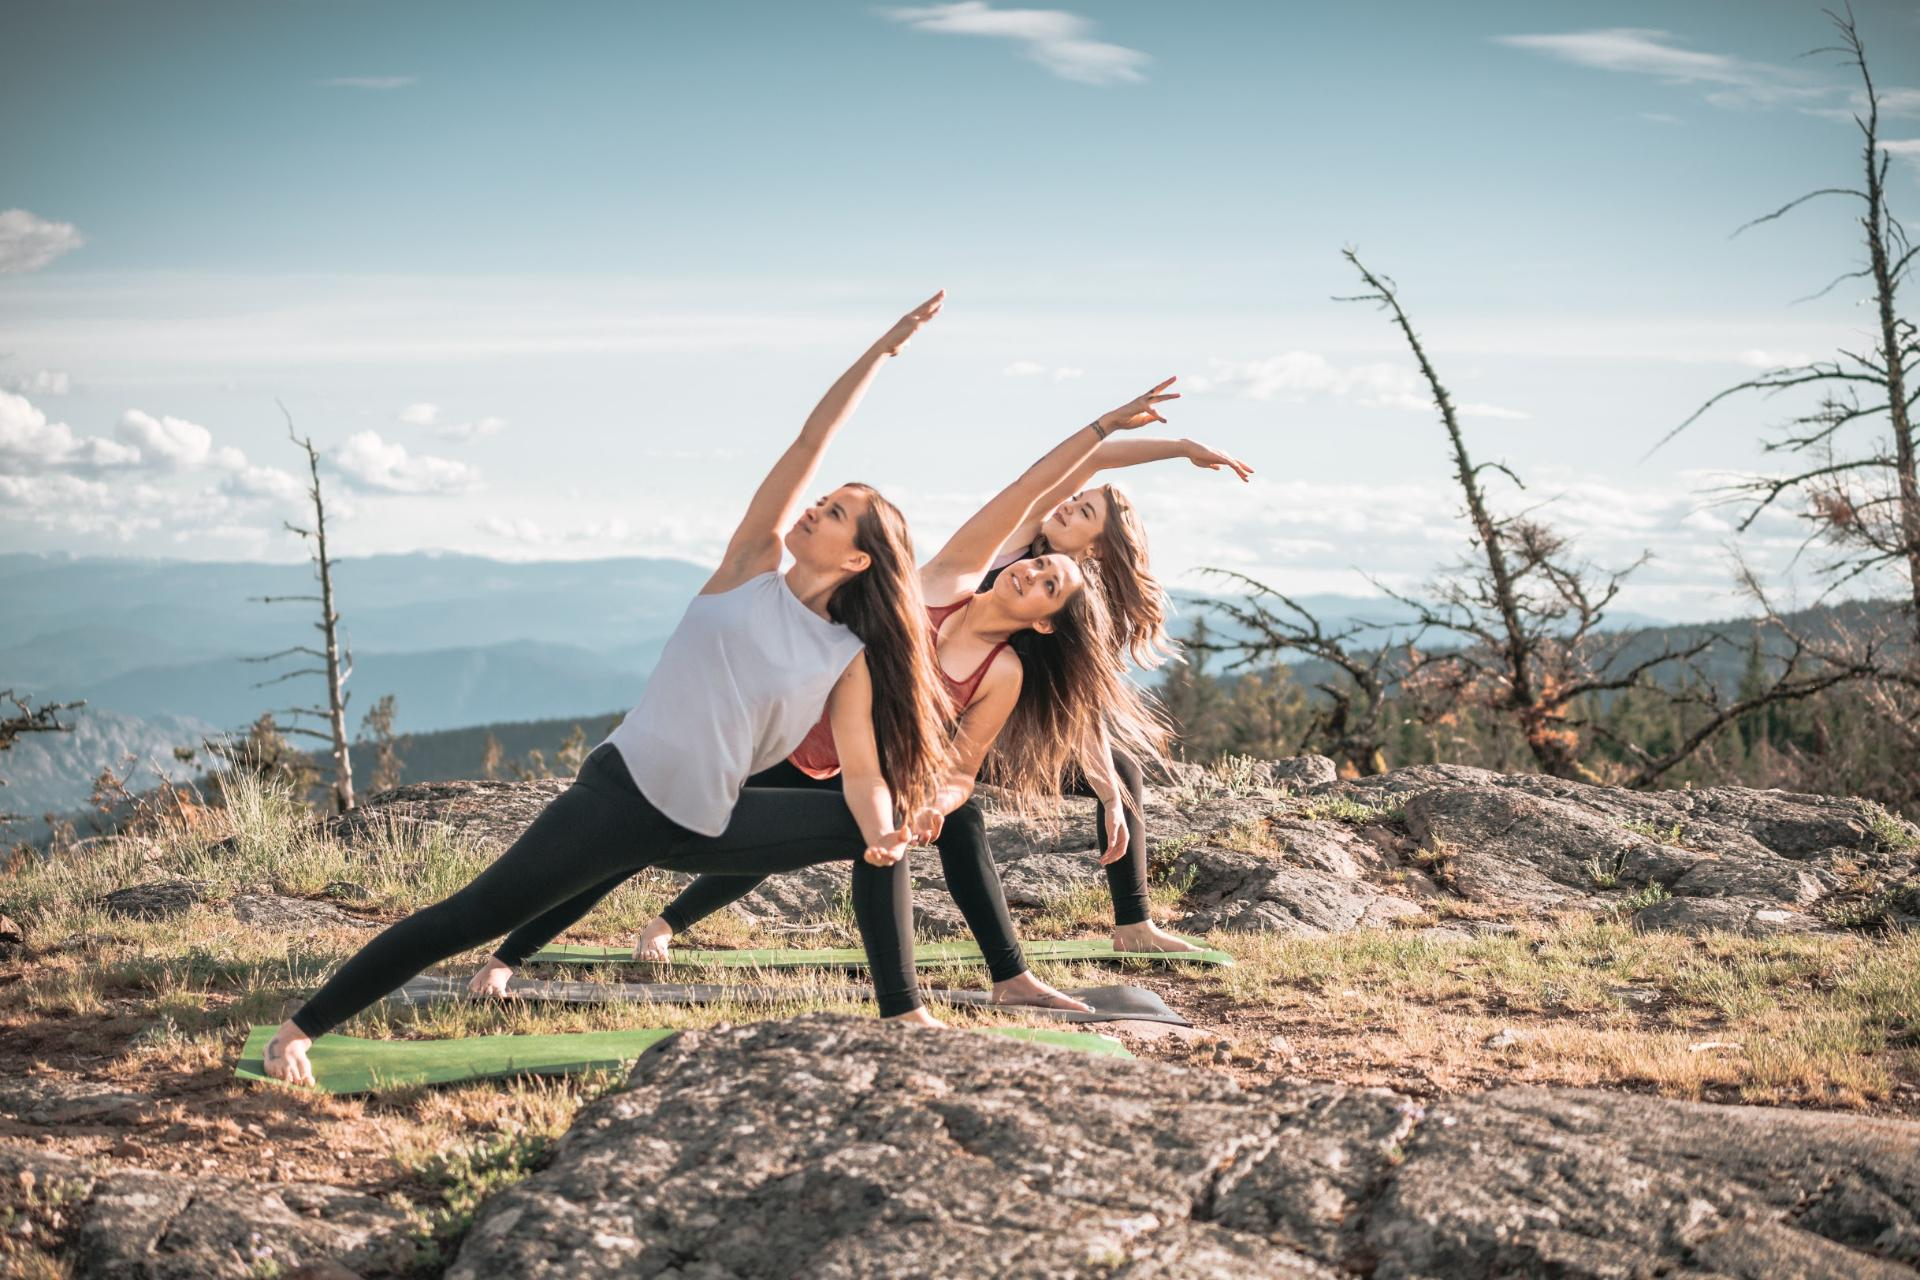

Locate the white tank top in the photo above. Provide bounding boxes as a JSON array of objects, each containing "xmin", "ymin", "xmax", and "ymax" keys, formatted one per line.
[{"xmin": 605, "ymin": 569, "xmax": 865, "ymax": 836}]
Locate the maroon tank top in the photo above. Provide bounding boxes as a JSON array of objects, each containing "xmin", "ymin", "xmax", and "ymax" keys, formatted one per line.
[{"xmin": 788, "ymin": 596, "xmax": 1010, "ymax": 778}]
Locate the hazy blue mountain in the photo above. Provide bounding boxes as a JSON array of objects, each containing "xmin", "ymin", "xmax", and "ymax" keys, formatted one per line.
[
  {"xmin": 70, "ymin": 640, "xmax": 656, "ymax": 735},
  {"xmin": 1, "ymin": 552, "xmax": 710, "ymax": 660}
]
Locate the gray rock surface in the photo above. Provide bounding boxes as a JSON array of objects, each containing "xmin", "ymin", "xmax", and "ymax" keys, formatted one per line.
[
  {"xmin": 228, "ymin": 893, "xmax": 379, "ymax": 931},
  {"xmin": 447, "ymin": 1014, "xmax": 1920, "ymax": 1280},
  {"xmin": 98, "ymin": 877, "xmax": 209, "ymax": 920},
  {"xmin": 326, "ymin": 759, "xmax": 1919, "ymax": 943},
  {"xmin": 0, "ymin": 1143, "xmax": 419, "ymax": 1279}
]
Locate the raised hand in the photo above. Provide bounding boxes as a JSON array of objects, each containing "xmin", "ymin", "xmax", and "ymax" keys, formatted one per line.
[
  {"xmin": 1094, "ymin": 377, "xmax": 1179, "ymax": 434},
  {"xmin": 1183, "ymin": 440, "xmax": 1253, "ymax": 482},
  {"xmin": 864, "ymin": 828, "xmax": 914, "ymax": 866},
  {"xmin": 877, "ymin": 290, "xmax": 946, "ymax": 357}
]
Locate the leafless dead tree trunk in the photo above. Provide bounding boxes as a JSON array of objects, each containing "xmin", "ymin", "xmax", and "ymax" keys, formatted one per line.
[
  {"xmin": 1339, "ymin": 249, "xmax": 1706, "ymax": 781},
  {"xmin": 246, "ymin": 407, "xmax": 355, "ymax": 813},
  {"xmin": 1650, "ymin": 6, "xmax": 1920, "ymax": 767}
]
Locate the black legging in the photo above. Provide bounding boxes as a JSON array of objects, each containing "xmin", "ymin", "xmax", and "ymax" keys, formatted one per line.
[
  {"xmin": 658, "ymin": 761, "xmax": 1027, "ymax": 983},
  {"xmin": 289, "ymin": 745, "xmax": 920, "ymax": 1036},
  {"xmin": 1071, "ymin": 746, "xmax": 1150, "ymax": 927}
]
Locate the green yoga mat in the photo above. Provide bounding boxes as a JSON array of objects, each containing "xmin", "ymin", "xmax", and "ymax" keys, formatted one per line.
[
  {"xmin": 528, "ymin": 937, "xmax": 1233, "ymax": 969},
  {"xmin": 236, "ymin": 1023, "xmax": 1130, "ymax": 1094}
]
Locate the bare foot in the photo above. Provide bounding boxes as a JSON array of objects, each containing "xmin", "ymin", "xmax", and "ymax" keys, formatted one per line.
[
  {"xmin": 633, "ymin": 917, "xmax": 673, "ymax": 963},
  {"xmin": 885, "ymin": 1005, "xmax": 944, "ymax": 1028},
  {"xmin": 991, "ymin": 971, "xmax": 1092, "ymax": 1013},
  {"xmin": 1112, "ymin": 921, "xmax": 1203, "ymax": 954},
  {"xmin": 262, "ymin": 1020, "xmax": 314, "ymax": 1086},
  {"xmin": 467, "ymin": 956, "xmax": 513, "ymax": 998}
]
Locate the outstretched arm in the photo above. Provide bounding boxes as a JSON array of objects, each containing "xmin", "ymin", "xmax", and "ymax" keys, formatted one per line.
[
  {"xmin": 826, "ymin": 655, "xmax": 914, "ymax": 867},
  {"xmin": 919, "ymin": 378, "xmax": 1178, "ymax": 605},
  {"xmin": 991, "ymin": 437, "xmax": 1254, "ymax": 559},
  {"xmin": 703, "ymin": 291, "xmax": 944, "ymax": 596}
]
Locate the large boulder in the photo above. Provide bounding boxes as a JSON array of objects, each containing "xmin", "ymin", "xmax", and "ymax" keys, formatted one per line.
[
  {"xmin": 327, "ymin": 777, "xmax": 569, "ymax": 853},
  {"xmin": 448, "ymin": 1014, "xmax": 1920, "ymax": 1279}
]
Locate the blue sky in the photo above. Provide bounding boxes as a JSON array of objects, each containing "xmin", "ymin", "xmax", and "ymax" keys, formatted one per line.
[{"xmin": 4, "ymin": 0, "xmax": 1918, "ymax": 620}]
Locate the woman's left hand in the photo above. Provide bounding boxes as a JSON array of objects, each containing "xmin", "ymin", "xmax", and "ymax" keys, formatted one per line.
[
  {"xmin": 1098, "ymin": 803, "xmax": 1129, "ymax": 866},
  {"xmin": 877, "ymin": 290, "xmax": 946, "ymax": 357},
  {"xmin": 864, "ymin": 829, "xmax": 913, "ymax": 866},
  {"xmin": 1184, "ymin": 440, "xmax": 1253, "ymax": 482}
]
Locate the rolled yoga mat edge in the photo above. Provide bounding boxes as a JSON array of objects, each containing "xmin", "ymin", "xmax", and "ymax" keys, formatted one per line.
[
  {"xmin": 237, "ymin": 1021, "xmax": 1131, "ymax": 1094},
  {"xmin": 526, "ymin": 937, "xmax": 1233, "ymax": 969}
]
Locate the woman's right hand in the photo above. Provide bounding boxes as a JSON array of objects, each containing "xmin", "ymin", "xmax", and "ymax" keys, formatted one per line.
[
  {"xmin": 876, "ymin": 290, "xmax": 946, "ymax": 357},
  {"xmin": 1093, "ymin": 377, "xmax": 1180, "ymax": 435},
  {"xmin": 864, "ymin": 828, "xmax": 913, "ymax": 866}
]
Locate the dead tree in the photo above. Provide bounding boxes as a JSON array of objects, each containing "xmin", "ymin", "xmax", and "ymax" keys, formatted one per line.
[
  {"xmin": 1193, "ymin": 570, "xmax": 1409, "ymax": 775},
  {"xmin": 1339, "ymin": 249, "xmax": 1705, "ymax": 780},
  {"xmin": 1, "ymin": 690, "xmax": 84, "ymax": 821},
  {"xmin": 1651, "ymin": 6, "xmax": 1920, "ymax": 762},
  {"xmin": 246, "ymin": 407, "xmax": 355, "ymax": 813}
]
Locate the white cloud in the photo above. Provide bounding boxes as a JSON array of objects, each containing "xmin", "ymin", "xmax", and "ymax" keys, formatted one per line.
[
  {"xmin": 0, "ymin": 209, "xmax": 86, "ymax": 274},
  {"xmin": 315, "ymin": 76, "xmax": 417, "ymax": 90},
  {"xmin": 479, "ymin": 515, "xmax": 633, "ymax": 546},
  {"xmin": 1, "ymin": 369, "xmax": 71, "ymax": 396},
  {"xmin": 882, "ymin": 3, "xmax": 1148, "ymax": 85},
  {"xmin": 1495, "ymin": 29, "xmax": 1824, "ymax": 109},
  {"xmin": 1737, "ymin": 348, "xmax": 1812, "ymax": 368},
  {"xmin": 0, "ymin": 391, "xmax": 139, "ymax": 473},
  {"xmin": 221, "ymin": 463, "xmax": 304, "ymax": 502},
  {"xmin": 117, "ymin": 410, "xmax": 218, "ymax": 470},
  {"xmin": 1187, "ymin": 351, "xmax": 1526, "ymax": 421},
  {"xmin": 1004, "ymin": 360, "xmax": 1084, "ymax": 382},
  {"xmin": 333, "ymin": 430, "xmax": 479, "ymax": 494},
  {"xmin": 397, "ymin": 400, "xmax": 507, "ymax": 441},
  {"xmin": 1640, "ymin": 112, "xmax": 1682, "ymax": 125},
  {"xmin": 1881, "ymin": 139, "xmax": 1920, "ymax": 174}
]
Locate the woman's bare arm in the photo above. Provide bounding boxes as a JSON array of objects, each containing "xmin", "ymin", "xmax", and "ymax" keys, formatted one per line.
[
  {"xmin": 826, "ymin": 655, "xmax": 914, "ymax": 865},
  {"xmin": 918, "ymin": 378, "xmax": 1177, "ymax": 605},
  {"xmin": 991, "ymin": 437, "xmax": 1255, "ymax": 559},
  {"xmin": 703, "ymin": 291, "xmax": 944, "ymax": 596}
]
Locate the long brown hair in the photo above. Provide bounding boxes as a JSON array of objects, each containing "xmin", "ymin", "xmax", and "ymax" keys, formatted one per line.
[
  {"xmin": 827, "ymin": 483, "xmax": 952, "ymax": 817},
  {"xmin": 983, "ymin": 557, "xmax": 1172, "ymax": 817},
  {"xmin": 1034, "ymin": 484, "xmax": 1175, "ymax": 670}
]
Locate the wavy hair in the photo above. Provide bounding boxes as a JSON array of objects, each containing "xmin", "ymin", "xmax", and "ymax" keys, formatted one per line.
[
  {"xmin": 826, "ymin": 484, "xmax": 953, "ymax": 817},
  {"xmin": 1034, "ymin": 484, "xmax": 1175, "ymax": 670},
  {"xmin": 983, "ymin": 557, "xmax": 1172, "ymax": 818}
]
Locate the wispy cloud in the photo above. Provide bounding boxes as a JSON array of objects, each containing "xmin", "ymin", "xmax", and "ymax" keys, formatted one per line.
[
  {"xmin": 0, "ymin": 209, "xmax": 85, "ymax": 274},
  {"xmin": 1003, "ymin": 360, "xmax": 1084, "ymax": 381},
  {"xmin": 1186, "ymin": 352, "xmax": 1530, "ymax": 421},
  {"xmin": 881, "ymin": 3, "xmax": 1148, "ymax": 85},
  {"xmin": 396, "ymin": 401, "xmax": 508, "ymax": 442},
  {"xmin": 333, "ymin": 430, "xmax": 479, "ymax": 494},
  {"xmin": 1881, "ymin": 138, "xmax": 1920, "ymax": 175},
  {"xmin": 0, "ymin": 369, "xmax": 71, "ymax": 396},
  {"xmin": 1494, "ymin": 29, "xmax": 1825, "ymax": 109},
  {"xmin": 479, "ymin": 515, "xmax": 632, "ymax": 546},
  {"xmin": 315, "ymin": 76, "xmax": 417, "ymax": 90}
]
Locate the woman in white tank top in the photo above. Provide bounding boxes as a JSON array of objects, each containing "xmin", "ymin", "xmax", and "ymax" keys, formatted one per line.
[{"xmin": 260, "ymin": 293, "xmax": 956, "ymax": 1083}]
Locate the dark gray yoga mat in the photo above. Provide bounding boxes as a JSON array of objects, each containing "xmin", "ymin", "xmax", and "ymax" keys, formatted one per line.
[{"xmin": 392, "ymin": 974, "xmax": 1190, "ymax": 1027}]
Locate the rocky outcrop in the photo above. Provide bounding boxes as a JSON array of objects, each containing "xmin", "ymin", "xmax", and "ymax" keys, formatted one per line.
[
  {"xmin": 98, "ymin": 877, "xmax": 210, "ymax": 920},
  {"xmin": 0, "ymin": 1143, "xmax": 418, "ymax": 1279},
  {"xmin": 325, "ymin": 777, "xmax": 569, "ymax": 854},
  {"xmin": 448, "ymin": 1014, "xmax": 1920, "ymax": 1279},
  {"xmin": 327, "ymin": 760, "xmax": 1920, "ymax": 943}
]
